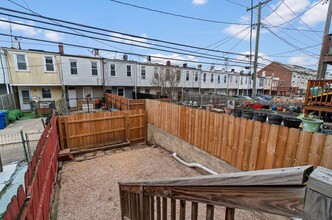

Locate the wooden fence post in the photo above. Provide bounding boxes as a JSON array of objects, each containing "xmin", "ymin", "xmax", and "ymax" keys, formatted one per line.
[
  {"xmin": 125, "ymin": 112, "xmax": 130, "ymax": 141},
  {"xmin": 304, "ymin": 166, "xmax": 332, "ymax": 220},
  {"xmin": 0, "ymin": 153, "xmax": 3, "ymax": 172}
]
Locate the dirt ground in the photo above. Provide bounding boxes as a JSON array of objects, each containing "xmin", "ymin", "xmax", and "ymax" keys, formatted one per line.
[
  {"xmin": 0, "ymin": 118, "xmax": 45, "ymax": 134},
  {"xmin": 57, "ymin": 146, "xmax": 266, "ymax": 220}
]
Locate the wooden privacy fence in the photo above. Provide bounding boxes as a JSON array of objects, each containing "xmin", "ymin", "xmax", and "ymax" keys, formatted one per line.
[
  {"xmin": 106, "ymin": 93, "xmax": 145, "ymax": 110},
  {"xmin": 146, "ymin": 99, "xmax": 332, "ymax": 171},
  {"xmin": 58, "ymin": 109, "xmax": 146, "ymax": 150},
  {"xmin": 3, "ymin": 114, "xmax": 59, "ymax": 220}
]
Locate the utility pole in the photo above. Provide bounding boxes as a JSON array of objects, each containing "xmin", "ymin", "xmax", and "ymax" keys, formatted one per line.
[
  {"xmin": 317, "ymin": 0, "xmax": 332, "ymax": 79},
  {"xmin": 247, "ymin": 0, "xmax": 271, "ymax": 101}
]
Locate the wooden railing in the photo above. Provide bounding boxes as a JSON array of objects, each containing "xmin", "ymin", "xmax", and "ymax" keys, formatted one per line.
[
  {"xmin": 119, "ymin": 166, "xmax": 313, "ymax": 220},
  {"xmin": 106, "ymin": 93, "xmax": 146, "ymax": 110},
  {"xmin": 304, "ymin": 79, "xmax": 332, "ymax": 107}
]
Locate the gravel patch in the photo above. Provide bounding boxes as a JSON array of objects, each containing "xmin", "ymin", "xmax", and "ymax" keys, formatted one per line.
[{"xmin": 57, "ymin": 147, "xmax": 266, "ymax": 220}]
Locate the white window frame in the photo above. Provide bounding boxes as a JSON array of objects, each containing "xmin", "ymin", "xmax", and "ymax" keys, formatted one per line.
[
  {"xmin": 70, "ymin": 60, "xmax": 78, "ymax": 75},
  {"xmin": 127, "ymin": 65, "xmax": 132, "ymax": 77},
  {"xmin": 43, "ymin": 55, "xmax": 56, "ymax": 73},
  {"xmin": 14, "ymin": 53, "xmax": 29, "ymax": 71},
  {"xmin": 117, "ymin": 87, "xmax": 125, "ymax": 96},
  {"xmin": 141, "ymin": 66, "xmax": 146, "ymax": 80},
  {"xmin": 41, "ymin": 88, "xmax": 52, "ymax": 99},
  {"xmin": 110, "ymin": 63, "xmax": 116, "ymax": 77},
  {"xmin": 91, "ymin": 61, "xmax": 98, "ymax": 76},
  {"xmin": 186, "ymin": 71, "xmax": 190, "ymax": 81}
]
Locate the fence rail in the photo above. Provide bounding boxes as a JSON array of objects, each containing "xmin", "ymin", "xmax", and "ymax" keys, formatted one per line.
[
  {"xmin": 146, "ymin": 99, "xmax": 332, "ymax": 171},
  {"xmin": 58, "ymin": 109, "xmax": 146, "ymax": 150},
  {"xmin": 3, "ymin": 114, "xmax": 59, "ymax": 220},
  {"xmin": 106, "ymin": 93, "xmax": 145, "ymax": 110}
]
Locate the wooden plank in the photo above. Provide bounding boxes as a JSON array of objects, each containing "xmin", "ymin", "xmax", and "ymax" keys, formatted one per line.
[
  {"xmin": 221, "ymin": 114, "xmax": 229, "ymax": 160},
  {"xmin": 156, "ymin": 197, "xmax": 161, "ymax": 220},
  {"xmin": 141, "ymin": 185, "xmax": 306, "ymax": 218},
  {"xmin": 248, "ymin": 121, "xmax": 262, "ymax": 171},
  {"xmin": 57, "ymin": 117, "xmax": 65, "ymax": 150},
  {"xmin": 235, "ymin": 118, "xmax": 247, "ymax": 169},
  {"xmin": 284, "ymin": 128, "xmax": 301, "ymax": 167},
  {"xmin": 179, "ymin": 200, "xmax": 186, "ymax": 220},
  {"xmin": 230, "ymin": 117, "xmax": 241, "ymax": 167},
  {"xmin": 68, "ymin": 127, "xmax": 125, "ymax": 139},
  {"xmin": 121, "ymin": 165, "xmax": 313, "ymax": 187},
  {"xmin": 64, "ymin": 117, "xmax": 70, "ymax": 149},
  {"xmin": 191, "ymin": 202, "xmax": 198, "ymax": 220},
  {"xmin": 254, "ymin": 123, "xmax": 270, "ymax": 170},
  {"xmin": 294, "ymin": 131, "xmax": 313, "ymax": 166},
  {"xmin": 162, "ymin": 197, "xmax": 167, "ymax": 220},
  {"xmin": 226, "ymin": 115, "xmax": 235, "ymax": 163},
  {"xmin": 307, "ymin": 133, "xmax": 326, "ymax": 167},
  {"xmin": 67, "ymin": 115, "xmax": 125, "ymax": 124},
  {"xmin": 273, "ymin": 126, "xmax": 289, "ymax": 168},
  {"xmin": 217, "ymin": 114, "xmax": 224, "ymax": 159},
  {"xmin": 320, "ymin": 135, "xmax": 332, "ymax": 169},
  {"xmin": 242, "ymin": 119, "xmax": 254, "ymax": 171},
  {"xmin": 150, "ymin": 196, "xmax": 155, "ymax": 220},
  {"xmin": 225, "ymin": 207, "xmax": 235, "ymax": 220},
  {"xmin": 264, "ymin": 124, "xmax": 279, "ymax": 169},
  {"xmin": 206, "ymin": 204, "xmax": 214, "ymax": 220},
  {"xmin": 171, "ymin": 199, "xmax": 176, "ymax": 220}
]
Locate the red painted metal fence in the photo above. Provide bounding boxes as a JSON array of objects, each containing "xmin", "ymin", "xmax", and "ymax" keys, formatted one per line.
[{"xmin": 3, "ymin": 114, "xmax": 59, "ymax": 220}]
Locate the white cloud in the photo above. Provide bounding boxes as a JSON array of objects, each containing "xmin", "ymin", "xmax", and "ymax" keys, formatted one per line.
[
  {"xmin": 149, "ymin": 53, "xmax": 198, "ymax": 66},
  {"xmin": 44, "ymin": 30, "xmax": 64, "ymax": 41},
  {"xmin": 301, "ymin": 1, "xmax": 328, "ymax": 26},
  {"xmin": 288, "ymin": 56, "xmax": 318, "ymax": 66},
  {"xmin": 192, "ymin": 0, "xmax": 208, "ymax": 5},
  {"xmin": 233, "ymin": 51, "xmax": 272, "ymax": 72},
  {"xmin": 0, "ymin": 17, "xmax": 41, "ymax": 36},
  {"xmin": 263, "ymin": 0, "xmax": 310, "ymax": 27},
  {"xmin": 110, "ymin": 33, "xmax": 149, "ymax": 48},
  {"xmin": 224, "ymin": 16, "xmax": 254, "ymax": 41}
]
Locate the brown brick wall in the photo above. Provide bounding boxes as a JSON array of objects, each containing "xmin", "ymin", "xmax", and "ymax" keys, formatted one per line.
[{"xmin": 258, "ymin": 62, "xmax": 292, "ymax": 87}]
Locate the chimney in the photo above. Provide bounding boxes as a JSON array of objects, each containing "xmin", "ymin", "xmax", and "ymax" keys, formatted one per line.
[
  {"xmin": 231, "ymin": 68, "xmax": 235, "ymax": 73},
  {"xmin": 183, "ymin": 63, "xmax": 187, "ymax": 68},
  {"xmin": 197, "ymin": 64, "xmax": 202, "ymax": 69},
  {"xmin": 123, "ymin": 54, "xmax": 128, "ymax": 61},
  {"xmin": 166, "ymin": 60, "xmax": 171, "ymax": 66},
  {"xmin": 58, "ymin": 43, "xmax": 64, "ymax": 54},
  {"xmin": 93, "ymin": 49, "xmax": 99, "ymax": 57},
  {"xmin": 147, "ymin": 55, "xmax": 151, "ymax": 62},
  {"xmin": 210, "ymin": 65, "xmax": 215, "ymax": 71}
]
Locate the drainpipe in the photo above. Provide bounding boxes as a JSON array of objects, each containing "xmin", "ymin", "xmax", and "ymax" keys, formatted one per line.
[
  {"xmin": 172, "ymin": 153, "xmax": 218, "ymax": 175},
  {"xmin": 0, "ymin": 49, "xmax": 9, "ymax": 94}
]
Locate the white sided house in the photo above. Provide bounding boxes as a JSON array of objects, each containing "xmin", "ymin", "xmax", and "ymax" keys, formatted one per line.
[{"xmin": 60, "ymin": 54, "xmax": 103, "ymax": 109}]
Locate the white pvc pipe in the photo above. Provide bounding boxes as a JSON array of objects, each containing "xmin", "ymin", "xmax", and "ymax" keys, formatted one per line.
[{"xmin": 172, "ymin": 153, "xmax": 218, "ymax": 175}]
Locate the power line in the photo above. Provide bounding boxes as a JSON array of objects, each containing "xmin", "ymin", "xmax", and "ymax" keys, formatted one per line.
[
  {"xmin": 0, "ymin": 18, "xmax": 256, "ymax": 65},
  {"xmin": 263, "ymin": 25, "xmax": 319, "ymax": 58},
  {"xmin": 0, "ymin": 33, "xmax": 253, "ymax": 68},
  {"xmin": 265, "ymin": 4, "xmax": 319, "ymax": 43},
  {"xmin": 266, "ymin": 44, "xmax": 320, "ymax": 56},
  {"xmin": 262, "ymin": 24, "xmax": 322, "ymax": 32},
  {"xmin": 0, "ymin": 6, "xmax": 252, "ymax": 57},
  {"xmin": 224, "ymin": 0, "xmax": 248, "ymax": 9},
  {"xmin": 108, "ymin": 0, "xmax": 249, "ymax": 25},
  {"xmin": 282, "ymin": 1, "xmax": 321, "ymax": 37}
]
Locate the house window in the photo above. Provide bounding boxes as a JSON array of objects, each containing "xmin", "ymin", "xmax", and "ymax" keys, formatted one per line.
[
  {"xmin": 16, "ymin": 54, "xmax": 28, "ymax": 70},
  {"xmin": 176, "ymin": 70, "xmax": 181, "ymax": 81},
  {"xmin": 145, "ymin": 89, "xmax": 150, "ymax": 94},
  {"xmin": 186, "ymin": 71, "xmax": 189, "ymax": 81},
  {"xmin": 141, "ymin": 66, "xmax": 146, "ymax": 79},
  {"xmin": 224, "ymin": 75, "xmax": 227, "ymax": 83},
  {"xmin": 166, "ymin": 69, "xmax": 170, "ymax": 80},
  {"xmin": 211, "ymin": 74, "xmax": 214, "ymax": 83},
  {"xmin": 259, "ymin": 79, "xmax": 264, "ymax": 87},
  {"xmin": 235, "ymin": 77, "xmax": 238, "ymax": 83},
  {"xmin": 229, "ymin": 75, "xmax": 233, "ymax": 83},
  {"xmin": 195, "ymin": 72, "xmax": 198, "ymax": 81},
  {"xmin": 245, "ymin": 77, "xmax": 248, "ymax": 84},
  {"xmin": 110, "ymin": 64, "xmax": 116, "ymax": 76},
  {"xmin": 117, "ymin": 88, "xmax": 124, "ymax": 96},
  {"xmin": 203, "ymin": 73, "xmax": 206, "ymax": 82},
  {"xmin": 44, "ymin": 56, "xmax": 55, "ymax": 72},
  {"xmin": 217, "ymin": 75, "xmax": 221, "ymax": 83},
  {"xmin": 127, "ymin": 65, "xmax": 131, "ymax": 77},
  {"xmin": 41, "ymin": 88, "xmax": 52, "ymax": 99},
  {"xmin": 91, "ymin": 61, "xmax": 98, "ymax": 76},
  {"xmin": 70, "ymin": 60, "xmax": 77, "ymax": 75},
  {"xmin": 241, "ymin": 77, "xmax": 243, "ymax": 85}
]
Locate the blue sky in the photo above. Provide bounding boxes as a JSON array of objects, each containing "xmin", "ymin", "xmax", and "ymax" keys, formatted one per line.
[{"xmin": 0, "ymin": 0, "xmax": 329, "ymax": 71}]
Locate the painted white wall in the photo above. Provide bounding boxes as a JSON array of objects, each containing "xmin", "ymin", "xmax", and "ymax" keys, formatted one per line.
[
  {"xmin": 0, "ymin": 48, "xmax": 9, "ymax": 93},
  {"xmin": 61, "ymin": 55, "xmax": 102, "ymax": 86},
  {"xmin": 104, "ymin": 59, "xmax": 137, "ymax": 87}
]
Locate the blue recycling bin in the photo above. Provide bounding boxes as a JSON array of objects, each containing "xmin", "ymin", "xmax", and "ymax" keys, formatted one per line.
[{"xmin": 0, "ymin": 112, "xmax": 6, "ymax": 129}]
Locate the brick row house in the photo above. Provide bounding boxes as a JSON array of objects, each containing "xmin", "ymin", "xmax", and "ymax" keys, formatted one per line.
[{"xmin": 5, "ymin": 45, "xmax": 316, "ymax": 111}]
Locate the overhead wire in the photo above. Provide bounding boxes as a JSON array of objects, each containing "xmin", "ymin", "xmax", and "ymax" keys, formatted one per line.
[{"xmin": 108, "ymin": 0, "xmax": 249, "ymax": 25}]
